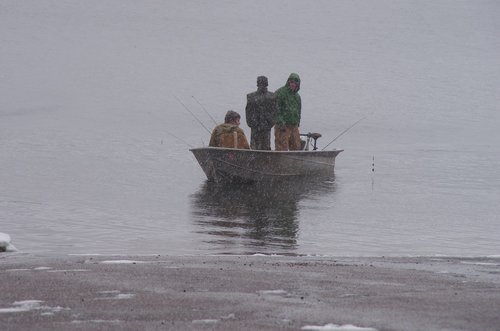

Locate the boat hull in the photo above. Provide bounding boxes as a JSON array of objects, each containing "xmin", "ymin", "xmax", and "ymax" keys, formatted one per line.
[{"xmin": 190, "ymin": 147, "xmax": 343, "ymax": 183}]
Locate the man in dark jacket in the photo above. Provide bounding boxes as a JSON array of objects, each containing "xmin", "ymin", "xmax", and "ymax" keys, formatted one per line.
[
  {"xmin": 274, "ymin": 73, "xmax": 302, "ymax": 151},
  {"xmin": 245, "ymin": 76, "xmax": 278, "ymax": 150}
]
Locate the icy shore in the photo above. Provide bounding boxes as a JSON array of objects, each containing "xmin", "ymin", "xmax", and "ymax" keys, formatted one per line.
[{"xmin": 1, "ymin": 254, "xmax": 499, "ymax": 330}]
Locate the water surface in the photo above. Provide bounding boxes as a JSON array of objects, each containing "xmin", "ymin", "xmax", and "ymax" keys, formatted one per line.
[{"xmin": 1, "ymin": 0, "xmax": 499, "ymax": 257}]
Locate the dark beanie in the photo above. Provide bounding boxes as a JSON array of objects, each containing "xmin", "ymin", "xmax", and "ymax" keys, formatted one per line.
[{"xmin": 257, "ymin": 76, "xmax": 268, "ymax": 87}]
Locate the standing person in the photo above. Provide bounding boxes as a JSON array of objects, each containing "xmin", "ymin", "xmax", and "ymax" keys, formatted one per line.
[
  {"xmin": 245, "ymin": 76, "xmax": 278, "ymax": 150},
  {"xmin": 274, "ymin": 73, "xmax": 302, "ymax": 151},
  {"xmin": 209, "ymin": 110, "xmax": 250, "ymax": 149}
]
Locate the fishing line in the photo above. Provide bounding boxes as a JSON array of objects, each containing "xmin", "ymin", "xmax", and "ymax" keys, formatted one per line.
[
  {"xmin": 192, "ymin": 95, "xmax": 218, "ymax": 126},
  {"xmin": 166, "ymin": 131, "xmax": 195, "ymax": 148},
  {"xmin": 174, "ymin": 95, "xmax": 212, "ymax": 135},
  {"xmin": 371, "ymin": 155, "xmax": 375, "ymax": 192},
  {"xmin": 144, "ymin": 109, "xmax": 197, "ymax": 148},
  {"xmin": 321, "ymin": 115, "xmax": 369, "ymax": 151}
]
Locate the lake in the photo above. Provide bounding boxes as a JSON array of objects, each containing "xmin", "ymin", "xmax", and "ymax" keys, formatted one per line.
[{"xmin": 1, "ymin": 0, "xmax": 499, "ymax": 257}]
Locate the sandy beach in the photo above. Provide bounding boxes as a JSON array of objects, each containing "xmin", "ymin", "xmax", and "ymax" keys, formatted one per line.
[{"xmin": 1, "ymin": 254, "xmax": 499, "ymax": 331}]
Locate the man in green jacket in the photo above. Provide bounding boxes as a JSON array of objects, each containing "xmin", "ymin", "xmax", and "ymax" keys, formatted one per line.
[{"xmin": 274, "ymin": 73, "xmax": 302, "ymax": 151}]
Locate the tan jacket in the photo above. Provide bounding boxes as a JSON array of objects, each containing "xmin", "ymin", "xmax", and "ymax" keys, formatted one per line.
[{"xmin": 209, "ymin": 123, "xmax": 250, "ymax": 149}]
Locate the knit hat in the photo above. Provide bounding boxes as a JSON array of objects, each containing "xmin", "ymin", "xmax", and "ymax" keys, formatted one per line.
[{"xmin": 257, "ymin": 76, "xmax": 268, "ymax": 87}]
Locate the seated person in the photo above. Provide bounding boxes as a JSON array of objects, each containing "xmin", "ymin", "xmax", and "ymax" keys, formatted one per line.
[{"xmin": 209, "ymin": 110, "xmax": 250, "ymax": 149}]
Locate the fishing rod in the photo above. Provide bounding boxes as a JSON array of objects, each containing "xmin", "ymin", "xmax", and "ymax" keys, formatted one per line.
[
  {"xmin": 144, "ymin": 110, "xmax": 195, "ymax": 147},
  {"xmin": 174, "ymin": 95, "xmax": 212, "ymax": 135},
  {"xmin": 192, "ymin": 95, "xmax": 218, "ymax": 126},
  {"xmin": 165, "ymin": 131, "xmax": 195, "ymax": 148},
  {"xmin": 321, "ymin": 115, "xmax": 368, "ymax": 150}
]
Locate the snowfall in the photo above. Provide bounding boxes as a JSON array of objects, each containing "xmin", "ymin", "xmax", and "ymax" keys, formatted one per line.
[{"xmin": 2, "ymin": 2, "xmax": 499, "ymax": 330}]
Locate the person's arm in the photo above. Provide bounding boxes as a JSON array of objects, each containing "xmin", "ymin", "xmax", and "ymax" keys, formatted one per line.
[
  {"xmin": 268, "ymin": 93, "xmax": 279, "ymax": 128},
  {"xmin": 274, "ymin": 90, "xmax": 285, "ymax": 127},
  {"xmin": 245, "ymin": 95, "xmax": 256, "ymax": 128},
  {"xmin": 208, "ymin": 128, "xmax": 218, "ymax": 147},
  {"xmin": 298, "ymin": 94, "xmax": 302, "ymax": 126},
  {"xmin": 237, "ymin": 128, "xmax": 250, "ymax": 149}
]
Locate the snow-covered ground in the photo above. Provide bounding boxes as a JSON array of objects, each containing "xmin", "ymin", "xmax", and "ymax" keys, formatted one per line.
[
  {"xmin": 1, "ymin": 1, "xmax": 499, "ymax": 256},
  {"xmin": 0, "ymin": 232, "xmax": 16, "ymax": 252}
]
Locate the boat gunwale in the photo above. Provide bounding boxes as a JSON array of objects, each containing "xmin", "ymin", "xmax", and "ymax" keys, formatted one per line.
[{"xmin": 189, "ymin": 147, "xmax": 344, "ymax": 155}]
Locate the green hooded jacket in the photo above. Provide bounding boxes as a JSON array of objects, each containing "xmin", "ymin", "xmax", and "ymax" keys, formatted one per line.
[{"xmin": 274, "ymin": 73, "xmax": 301, "ymax": 126}]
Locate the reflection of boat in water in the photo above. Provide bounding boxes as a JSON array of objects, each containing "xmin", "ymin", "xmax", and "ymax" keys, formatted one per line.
[
  {"xmin": 190, "ymin": 177, "xmax": 336, "ymax": 254},
  {"xmin": 190, "ymin": 147, "xmax": 343, "ymax": 183}
]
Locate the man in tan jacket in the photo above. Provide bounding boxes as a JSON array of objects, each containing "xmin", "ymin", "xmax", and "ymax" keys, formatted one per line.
[{"xmin": 209, "ymin": 110, "xmax": 250, "ymax": 149}]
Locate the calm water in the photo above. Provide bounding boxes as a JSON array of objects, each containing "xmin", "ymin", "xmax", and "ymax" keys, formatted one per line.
[{"xmin": 1, "ymin": 1, "xmax": 499, "ymax": 257}]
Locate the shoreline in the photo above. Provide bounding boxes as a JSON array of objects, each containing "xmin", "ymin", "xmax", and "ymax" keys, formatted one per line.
[{"xmin": 1, "ymin": 254, "xmax": 500, "ymax": 330}]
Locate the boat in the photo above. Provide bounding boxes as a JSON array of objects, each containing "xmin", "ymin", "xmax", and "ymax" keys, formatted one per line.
[
  {"xmin": 190, "ymin": 147, "xmax": 342, "ymax": 183},
  {"xmin": 190, "ymin": 133, "xmax": 343, "ymax": 182}
]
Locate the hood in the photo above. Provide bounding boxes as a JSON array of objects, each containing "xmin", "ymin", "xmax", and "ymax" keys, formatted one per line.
[
  {"xmin": 286, "ymin": 73, "xmax": 300, "ymax": 92},
  {"xmin": 215, "ymin": 123, "xmax": 239, "ymax": 135}
]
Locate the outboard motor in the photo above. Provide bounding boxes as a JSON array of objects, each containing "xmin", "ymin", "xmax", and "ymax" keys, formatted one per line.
[{"xmin": 300, "ymin": 132, "xmax": 322, "ymax": 150}]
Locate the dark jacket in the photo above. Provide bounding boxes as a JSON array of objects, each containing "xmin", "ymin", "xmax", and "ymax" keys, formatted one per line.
[
  {"xmin": 245, "ymin": 89, "xmax": 278, "ymax": 131},
  {"xmin": 275, "ymin": 73, "xmax": 301, "ymax": 126}
]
